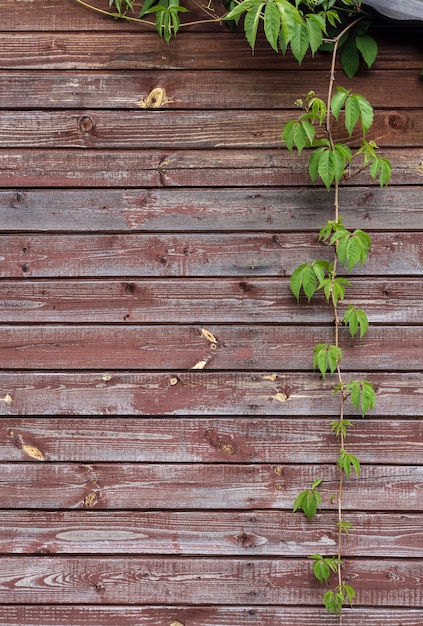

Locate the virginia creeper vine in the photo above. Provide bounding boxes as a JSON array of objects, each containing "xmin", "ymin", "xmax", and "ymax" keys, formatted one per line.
[{"xmin": 74, "ymin": 0, "xmax": 393, "ymax": 621}]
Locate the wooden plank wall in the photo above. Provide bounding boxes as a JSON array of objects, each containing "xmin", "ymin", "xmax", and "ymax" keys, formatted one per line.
[{"xmin": 0, "ymin": 1, "xmax": 422, "ymax": 623}]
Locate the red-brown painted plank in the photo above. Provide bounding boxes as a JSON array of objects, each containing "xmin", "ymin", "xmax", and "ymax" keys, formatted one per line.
[
  {"xmin": 1, "ymin": 187, "xmax": 422, "ymax": 232},
  {"xmin": 1, "ymin": 71, "xmax": 422, "ymax": 110},
  {"xmin": 0, "ymin": 148, "xmax": 422, "ymax": 187},
  {"xmin": 0, "ymin": 31, "xmax": 421, "ymax": 70},
  {"xmin": 0, "ymin": 110, "xmax": 421, "ymax": 149},
  {"xmin": 1, "ymin": 233, "xmax": 422, "ymax": 278},
  {"xmin": 0, "ymin": 278, "xmax": 420, "ymax": 324},
  {"xmin": 0, "ymin": 605, "xmax": 422, "ymax": 626},
  {"xmin": 3, "ymin": 417, "xmax": 422, "ymax": 464},
  {"xmin": 1, "ymin": 510, "xmax": 422, "ymax": 557},
  {"xmin": 0, "ymin": 556, "xmax": 422, "ymax": 605},
  {"xmin": 1, "ymin": 463, "xmax": 422, "ymax": 511},
  {"xmin": 0, "ymin": 371, "xmax": 420, "ymax": 417},
  {"xmin": 0, "ymin": 325, "xmax": 420, "ymax": 371}
]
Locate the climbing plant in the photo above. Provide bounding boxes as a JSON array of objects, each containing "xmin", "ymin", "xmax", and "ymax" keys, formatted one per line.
[{"xmin": 74, "ymin": 0, "xmax": 392, "ymax": 621}]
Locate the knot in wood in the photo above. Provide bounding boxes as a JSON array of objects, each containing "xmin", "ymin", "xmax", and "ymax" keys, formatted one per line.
[
  {"xmin": 78, "ymin": 114, "xmax": 96, "ymax": 133},
  {"xmin": 138, "ymin": 87, "xmax": 172, "ymax": 109}
]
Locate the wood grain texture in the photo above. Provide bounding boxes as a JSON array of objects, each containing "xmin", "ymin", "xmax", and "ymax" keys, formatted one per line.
[
  {"xmin": 0, "ymin": 110, "xmax": 422, "ymax": 148},
  {"xmin": 2, "ymin": 187, "xmax": 422, "ymax": 232},
  {"xmin": 3, "ymin": 417, "xmax": 423, "ymax": 464},
  {"xmin": 1, "ymin": 148, "xmax": 422, "ymax": 187},
  {"xmin": 1, "ymin": 0, "xmax": 422, "ymax": 618},
  {"xmin": 0, "ymin": 324, "xmax": 421, "ymax": 371},
  {"xmin": 1, "ymin": 463, "xmax": 423, "ymax": 511},
  {"xmin": 1, "ymin": 70, "xmax": 422, "ymax": 110},
  {"xmin": 0, "ymin": 556, "xmax": 422, "ymax": 605},
  {"xmin": 0, "ymin": 278, "xmax": 420, "ymax": 324},
  {"xmin": 1, "ymin": 233, "xmax": 422, "ymax": 278},
  {"xmin": 1, "ymin": 510, "xmax": 422, "ymax": 557},
  {"xmin": 0, "ymin": 30, "xmax": 421, "ymax": 70},
  {"xmin": 0, "ymin": 371, "xmax": 420, "ymax": 416},
  {"xmin": 0, "ymin": 605, "xmax": 422, "ymax": 626}
]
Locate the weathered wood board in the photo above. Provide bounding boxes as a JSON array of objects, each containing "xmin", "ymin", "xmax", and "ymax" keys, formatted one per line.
[{"xmin": 0, "ymin": 0, "xmax": 422, "ymax": 623}]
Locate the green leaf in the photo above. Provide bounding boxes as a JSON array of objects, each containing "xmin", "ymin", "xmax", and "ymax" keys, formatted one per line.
[
  {"xmin": 138, "ymin": 0, "xmax": 158, "ymax": 18},
  {"xmin": 356, "ymin": 93, "xmax": 374, "ymax": 134},
  {"xmin": 344, "ymin": 94, "xmax": 359, "ymax": 136},
  {"xmin": 304, "ymin": 14, "xmax": 324, "ymax": 56},
  {"xmin": 244, "ymin": 2, "xmax": 265, "ymax": 50},
  {"xmin": 338, "ymin": 448, "xmax": 360, "ymax": 478},
  {"xmin": 293, "ymin": 482, "xmax": 322, "ymax": 520},
  {"xmin": 370, "ymin": 156, "xmax": 392, "ymax": 186},
  {"xmin": 308, "ymin": 145, "xmax": 327, "ymax": 184},
  {"xmin": 323, "ymin": 589, "xmax": 344, "ymax": 615},
  {"xmin": 223, "ymin": 0, "xmax": 255, "ymax": 21},
  {"xmin": 264, "ymin": 1, "xmax": 281, "ymax": 52},
  {"xmin": 313, "ymin": 343, "xmax": 343, "ymax": 378},
  {"xmin": 345, "ymin": 379, "xmax": 376, "ymax": 417},
  {"xmin": 334, "ymin": 228, "xmax": 371, "ymax": 270},
  {"xmin": 330, "ymin": 87, "xmax": 348, "ymax": 120},
  {"xmin": 330, "ymin": 419, "xmax": 353, "ymax": 438},
  {"xmin": 355, "ymin": 33, "xmax": 378, "ymax": 68},
  {"xmin": 290, "ymin": 20, "xmax": 310, "ymax": 65},
  {"xmin": 340, "ymin": 36, "xmax": 360, "ymax": 78},
  {"xmin": 344, "ymin": 305, "xmax": 369, "ymax": 338},
  {"xmin": 290, "ymin": 261, "xmax": 329, "ymax": 302},
  {"xmin": 338, "ymin": 519, "xmax": 354, "ymax": 534}
]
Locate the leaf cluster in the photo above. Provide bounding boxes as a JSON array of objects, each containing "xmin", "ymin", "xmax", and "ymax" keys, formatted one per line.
[
  {"xmin": 293, "ymin": 478, "xmax": 322, "ymax": 520},
  {"xmin": 282, "ymin": 86, "xmax": 392, "ymax": 189}
]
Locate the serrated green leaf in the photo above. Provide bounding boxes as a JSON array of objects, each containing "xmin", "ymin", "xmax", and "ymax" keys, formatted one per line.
[
  {"xmin": 290, "ymin": 21, "xmax": 310, "ymax": 65},
  {"xmin": 293, "ymin": 121, "xmax": 309, "ymax": 153},
  {"xmin": 281, "ymin": 119, "xmax": 296, "ymax": 151},
  {"xmin": 264, "ymin": 1, "xmax": 280, "ymax": 52},
  {"xmin": 312, "ymin": 259, "xmax": 331, "ymax": 284},
  {"xmin": 370, "ymin": 156, "xmax": 392, "ymax": 186},
  {"xmin": 293, "ymin": 484, "xmax": 322, "ymax": 520},
  {"xmin": 313, "ymin": 558, "xmax": 331, "ymax": 584},
  {"xmin": 330, "ymin": 87, "xmax": 348, "ymax": 119},
  {"xmin": 357, "ymin": 93, "xmax": 374, "ymax": 134},
  {"xmin": 355, "ymin": 33, "xmax": 378, "ymax": 68},
  {"xmin": 223, "ymin": 0, "xmax": 255, "ymax": 21},
  {"xmin": 341, "ymin": 36, "xmax": 360, "ymax": 78},
  {"xmin": 305, "ymin": 15, "xmax": 324, "ymax": 56},
  {"xmin": 317, "ymin": 148, "xmax": 336, "ymax": 189},
  {"xmin": 313, "ymin": 343, "xmax": 342, "ymax": 378},
  {"xmin": 338, "ymin": 449, "xmax": 360, "ymax": 478},
  {"xmin": 308, "ymin": 146, "xmax": 326, "ymax": 184},
  {"xmin": 290, "ymin": 263, "xmax": 318, "ymax": 302},
  {"xmin": 244, "ymin": 2, "xmax": 265, "ymax": 50},
  {"xmin": 344, "ymin": 306, "xmax": 369, "ymax": 338},
  {"xmin": 346, "ymin": 379, "xmax": 376, "ymax": 417},
  {"xmin": 344, "ymin": 94, "xmax": 360, "ymax": 136}
]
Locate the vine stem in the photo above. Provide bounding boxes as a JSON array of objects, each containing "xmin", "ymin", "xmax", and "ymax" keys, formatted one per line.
[{"xmin": 325, "ymin": 17, "xmax": 365, "ymax": 626}]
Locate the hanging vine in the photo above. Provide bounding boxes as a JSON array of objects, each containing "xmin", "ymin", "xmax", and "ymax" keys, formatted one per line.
[{"xmin": 74, "ymin": 0, "xmax": 393, "ymax": 620}]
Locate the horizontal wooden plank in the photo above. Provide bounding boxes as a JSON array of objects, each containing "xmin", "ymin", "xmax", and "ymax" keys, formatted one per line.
[
  {"xmin": 3, "ymin": 417, "xmax": 423, "ymax": 464},
  {"xmin": 0, "ymin": 31, "xmax": 421, "ymax": 70},
  {"xmin": 2, "ymin": 187, "xmax": 422, "ymax": 232},
  {"xmin": 1, "ymin": 70, "xmax": 422, "ymax": 110},
  {"xmin": 1, "ymin": 233, "xmax": 422, "ymax": 278},
  {"xmin": 0, "ymin": 325, "xmax": 421, "ymax": 371},
  {"xmin": 0, "ymin": 606, "xmax": 422, "ymax": 626},
  {"xmin": 0, "ymin": 278, "xmax": 421, "ymax": 324},
  {"xmin": 1, "ymin": 463, "xmax": 423, "ymax": 511},
  {"xmin": 0, "ymin": 371, "xmax": 420, "ymax": 416},
  {"xmin": 2, "ymin": 510, "xmax": 422, "ymax": 557},
  {"xmin": 0, "ymin": 110, "xmax": 422, "ymax": 148},
  {"xmin": 1, "ymin": 148, "xmax": 421, "ymax": 187},
  {"xmin": 0, "ymin": 556, "xmax": 422, "ymax": 605}
]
